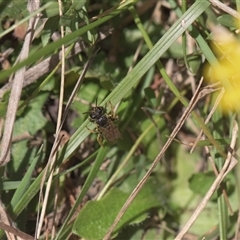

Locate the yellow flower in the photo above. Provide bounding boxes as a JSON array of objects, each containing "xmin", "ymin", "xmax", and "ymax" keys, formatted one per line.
[{"xmin": 204, "ymin": 36, "xmax": 240, "ymax": 112}]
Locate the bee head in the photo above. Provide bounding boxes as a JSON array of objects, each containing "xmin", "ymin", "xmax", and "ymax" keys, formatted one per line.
[{"xmin": 89, "ymin": 106, "xmax": 106, "ymax": 120}]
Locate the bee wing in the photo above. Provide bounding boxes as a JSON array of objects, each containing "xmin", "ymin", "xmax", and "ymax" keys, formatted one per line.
[{"xmin": 99, "ymin": 121, "xmax": 122, "ymax": 144}]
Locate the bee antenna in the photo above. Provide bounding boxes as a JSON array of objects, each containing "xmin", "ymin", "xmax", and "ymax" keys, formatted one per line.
[
  {"xmin": 83, "ymin": 111, "xmax": 89, "ymax": 114},
  {"xmin": 95, "ymin": 97, "xmax": 98, "ymax": 106}
]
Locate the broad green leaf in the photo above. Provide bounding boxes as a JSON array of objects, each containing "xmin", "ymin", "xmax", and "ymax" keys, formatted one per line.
[
  {"xmin": 72, "ymin": 0, "xmax": 86, "ymax": 11},
  {"xmin": 14, "ymin": 93, "xmax": 48, "ymax": 136},
  {"xmin": 144, "ymin": 87, "xmax": 156, "ymax": 107},
  {"xmin": 0, "ymin": 0, "xmax": 26, "ymax": 31},
  {"xmin": 42, "ymin": 2, "xmax": 59, "ymax": 18},
  {"xmin": 41, "ymin": 16, "xmax": 59, "ymax": 46},
  {"xmin": 73, "ymin": 179, "xmax": 162, "ymax": 239},
  {"xmin": 9, "ymin": 93, "xmax": 48, "ymax": 178},
  {"xmin": 217, "ymin": 14, "xmax": 238, "ymax": 29},
  {"xmin": 189, "ymin": 172, "xmax": 216, "ymax": 197}
]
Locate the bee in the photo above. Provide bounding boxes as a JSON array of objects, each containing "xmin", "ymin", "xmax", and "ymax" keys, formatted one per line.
[{"xmin": 84, "ymin": 101, "xmax": 122, "ymax": 145}]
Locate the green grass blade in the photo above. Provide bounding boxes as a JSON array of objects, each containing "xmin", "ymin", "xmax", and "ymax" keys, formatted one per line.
[{"xmin": 9, "ymin": 146, "xmax": 43, "ymax": 208}]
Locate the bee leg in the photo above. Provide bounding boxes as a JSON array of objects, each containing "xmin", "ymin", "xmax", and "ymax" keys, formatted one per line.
[
  {"xmin": 97, "ymin": 133, "xmax": 104, "ymax": 146},
  {"xmin": 88, "ymin": 117, "xmax": 94, "ymax": 123},
  {"xmin": 86, "ymin": 126, "xmax": 98, "ymax": 134},
  {"xmin": 107, "ymin": 101, "xmax": 118, "ymax": 121},
  {"xmin": 87, "ymin": 126, "xmax": 104, "ymax": 145}
]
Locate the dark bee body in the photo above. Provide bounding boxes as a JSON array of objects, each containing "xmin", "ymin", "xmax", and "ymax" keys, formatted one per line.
[{"xmin": 86, "ymin": 103, "xmax": 122, "ymax": 145}]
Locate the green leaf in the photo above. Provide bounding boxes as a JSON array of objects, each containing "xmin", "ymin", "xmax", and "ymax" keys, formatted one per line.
[
  {"xmin": 9, "ymin": 93, "xmax": 48, "ymax": 178},
  {"xmin": 10, "ymin": 146, "xmax": 43, "ymax": 208},
  {"xmin": 0, "ymin": 0, "xmax": 26, "ymax": 31},
  {"xmin": 186, "ymin": 53, "xmax": 202, "ymax": 74},
  {"xmin": 0, "ymin": 100, "xmax": 8, "ymax": 117},
  {"xmin": 217, "ymin": 14, "xmax": 238, "ymax": 29},
  {"xmin": 144, "ymin": 87, "xmax": 156, "ymax": 107},
  {"xmin": 41, "ymin": 16, "xmax": 59, "ymax": 46},
  {"xmin": 59, "ymin": 15, "xmax": 74, "ymax": 28},
  {"xmin": 72, "ymin": 179, "xmax": 162, "ymax": 239},
  {"xmin": 42, "ymin": 2, "xmax": 59, "ymax": 18},
  {"xmin": 189, "ymin": 172, "xmax": 216, "ymax": 197},
  {"xmin": 14, "ymin": 93, "xmax": 48, "ymax": 136},
  {"xmin": 72, "ymin": 0, "xmax": 87, "ymax": 10},
  {"xmin": 0, "ymin": 181, "xmax": 22, "ymax": 191}
]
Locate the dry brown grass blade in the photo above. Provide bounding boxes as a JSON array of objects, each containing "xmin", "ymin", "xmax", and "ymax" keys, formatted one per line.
[
  {"xmin": 103, "ymin": 78, "xmax": 221, "ymax": 240},
  {"xmin": 0, "ymin": 193, "xmax": 35, "ymax": 239},
  {"xmin": 0, "ymin": 199, "xmax": 20, "ymax": 240},
  {"xmin": 0, "ymin": 222, "xmax": 34, "ymax": 240},
  {"xmin": 50, "ymin": 0, "xmax": 65, "ymax": 237},
  {"xmin": 209, "ymin": 0, "xmax": 240, "ymax": 19},
  {"xmin": 190, "ymin": 84, "xmax": 224, "ymax": 153},
  {"xmin": 204, "ymin": 143, "xmax": 234, "ymax": 215},
  {"xmin": 0, "ymin": 0, "xmax": 41, "ymax": 166},
  {"xmin": 175, "ymin": 121, "xmax": 238, "ymax": 239}
]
